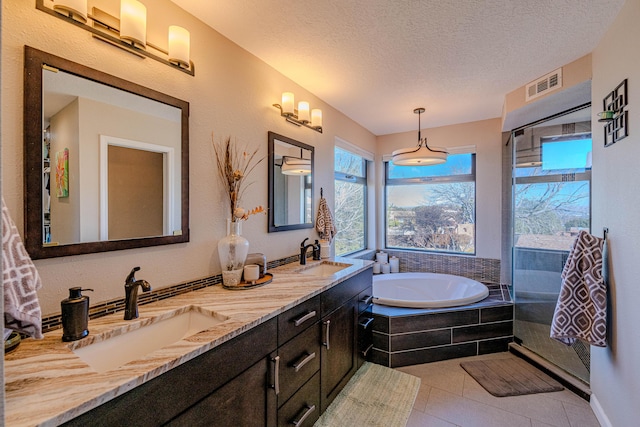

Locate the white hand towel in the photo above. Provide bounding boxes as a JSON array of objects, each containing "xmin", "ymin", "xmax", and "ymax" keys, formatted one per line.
[
  {"xmin": 550, "ymin": 230, "xmax": 606, "ymax": 347},
  {"xmin": 2, "ymin": 198, "xmax": 43, "ymax": 339}
]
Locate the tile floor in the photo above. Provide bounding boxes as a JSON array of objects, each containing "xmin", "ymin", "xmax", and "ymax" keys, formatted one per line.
[{"xmin": 396, "ymin": 352, "xmax": 600, "ymax": 427}]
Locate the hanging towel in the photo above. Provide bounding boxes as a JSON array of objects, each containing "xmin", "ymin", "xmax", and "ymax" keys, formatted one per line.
[
  {"xmin": 316, "ymin": 196, "xmax": 337, "ymax": 242},
  {"xmin": 550, "ymin": 230, "xmax": 606, "ymax": 347},
  {"xmin": 2, "ymin": 198, "xmax": 43, "ymax": 339}
]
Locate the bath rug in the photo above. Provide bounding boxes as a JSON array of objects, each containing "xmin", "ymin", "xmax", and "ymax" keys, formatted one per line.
[
  {"xmin": 314, "ymin": 362, "xmax": 420, "ymax": 427},
  {"xmin": 461, "ymin": 357, "xmax": 563, "ymax": 397}
]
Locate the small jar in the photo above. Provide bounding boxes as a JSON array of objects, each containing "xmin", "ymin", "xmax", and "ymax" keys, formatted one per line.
[
  {"xmin": 376, "ymin": 251, "xmax": 388, "ymax": 264},
  {"xmin": 390, "ymin": 256, "xmax": 400, "ymax": 273},
  {"xmin": 373, "ymin": 262, "xmax": 381, "ymax": 274},
  {"xmin": 320, "ymin": 240, "xmax": 331, "ymax": 259},
  {"xmin": 381, "ymin": 263, "xmax": 391, "ymax": 274}
]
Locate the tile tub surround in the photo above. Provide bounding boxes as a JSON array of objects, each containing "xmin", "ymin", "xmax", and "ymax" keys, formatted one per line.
[
  {"xmin": 359, "ymin": 250, "xmax": 501, "ymax": 284},
  {"xmin": 371, "ymin": 284, "xmax": 514, "ymax": 368},
  {"xmin": 4, "ymin": 257, "xmax": 372, "ymax": 427}
]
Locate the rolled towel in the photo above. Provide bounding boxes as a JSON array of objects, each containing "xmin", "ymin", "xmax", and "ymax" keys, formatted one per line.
[{"xmin": 2, "ymin": 198, "xmax": 43, "ymax": 339}]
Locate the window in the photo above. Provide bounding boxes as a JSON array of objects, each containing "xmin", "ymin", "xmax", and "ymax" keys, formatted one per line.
[
  {"xmin": 334, "ymin": 147, "xmax": 367, "ymax": 255},
  {"xmin": 385, "ymin": 153, "xmax": 476, "ymax": 254},
  {"xmin": 514, "ymin": 133, "xmax": 592, "ymax": 250}
]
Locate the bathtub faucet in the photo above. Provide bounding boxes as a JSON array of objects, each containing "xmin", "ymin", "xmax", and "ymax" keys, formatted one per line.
[{"xmin": 124, "ymin": 266, "xmax": 151, "ymax": 320}]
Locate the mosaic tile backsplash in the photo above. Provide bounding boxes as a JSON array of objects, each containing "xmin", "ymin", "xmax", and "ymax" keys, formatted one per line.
[
  {"xmin": 41, "ymin": 253, "xmax": 304, "ymax": 333},
  {"xmin": 353, "ymin": 249, "xmax": 501, "ymax": 284}
]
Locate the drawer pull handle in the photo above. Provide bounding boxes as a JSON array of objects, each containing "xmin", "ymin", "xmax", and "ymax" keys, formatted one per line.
[
  {"xmin": 360, "ymin": 295, "xmax": 373, "ymax": 306},
  {"xmin": 292, "ymin": 404, "xmax": 316, "ymax": 426},
  {"xmin": 292, "ymin": 352, "xmax": 316, "ymax": 372},
  {"xmin": 293, "ymin": 310, "xmax": 317, "ymax": 327},
  {"xmin": 361, "ymin": 344, "xmax": 373, "ymax": 357},
  {"xmin": 271, "ymin": 355, "xmax": 280, "ymax": 395},
  {"xmin": 323, "ymin": 320, "xmax": 331, "ymax": 350},
  {"xmin": 359, "ymin": 317, "xmax": 374, "ymax": 329}
]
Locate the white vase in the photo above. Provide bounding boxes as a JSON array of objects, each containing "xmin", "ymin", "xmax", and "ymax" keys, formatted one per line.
[{"xmin": 218, "ymin": 220, "xmax": 249, "ymax": 287}]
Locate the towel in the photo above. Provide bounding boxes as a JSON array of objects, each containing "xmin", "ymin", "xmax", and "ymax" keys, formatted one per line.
[
  {"xmin": 550, "ymin": 230, "xmax": 606, "ymax": 347},
  {"xmin": 2, "ymin": 198, "xmax": 43, "ymax": 339},
  {"xmin": 316, "ymin": 197, "xmax": 337, "ymax": 242}
]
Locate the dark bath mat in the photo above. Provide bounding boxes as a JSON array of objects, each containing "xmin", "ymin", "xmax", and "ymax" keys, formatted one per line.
[{"xmin": 461, "ymin": 357, "xmax": 564, "ymax": 397}]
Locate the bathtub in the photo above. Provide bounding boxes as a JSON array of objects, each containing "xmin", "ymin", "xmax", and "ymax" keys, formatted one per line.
[{"xmin": 373, "ymin": 272, "xmax": 489, "ymax": 308}]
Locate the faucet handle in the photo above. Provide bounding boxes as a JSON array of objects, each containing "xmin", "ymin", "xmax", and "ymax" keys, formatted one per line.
[
  {"xmin": 125, "ymin": 266, "xmax": 141, "ymax": 284},
  {"xmin": 300, "ymin": 238, "xmax": 309, "ymax": 248}
]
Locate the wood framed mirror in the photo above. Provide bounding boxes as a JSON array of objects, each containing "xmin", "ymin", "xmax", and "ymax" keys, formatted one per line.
[
  {"xmin": 268, "ymin": 131, "xmax": 314, "ymax": 232},
  {"xmin": 24, "ymin": 46, "xmax": 189, "ymax": 259}
]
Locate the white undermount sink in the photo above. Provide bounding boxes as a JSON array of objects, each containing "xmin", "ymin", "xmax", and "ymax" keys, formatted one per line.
[
  {"xmin": 73, "ymin": 306, "xmax": 229, "ymax": 373},
  {"xmin": 298, "ymin": 261, "xmax": 352, "ymax": 277}
]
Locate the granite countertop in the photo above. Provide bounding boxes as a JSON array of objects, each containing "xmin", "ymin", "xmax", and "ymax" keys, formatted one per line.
[{"xmin": 4, "ymin": 257, "xmax": 372, "ymax": 427}]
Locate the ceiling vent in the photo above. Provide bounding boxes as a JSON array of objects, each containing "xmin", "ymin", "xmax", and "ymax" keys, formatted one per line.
[{"xmin": 525, "ymin": 68, "xmax": 563, "ymax": 102}]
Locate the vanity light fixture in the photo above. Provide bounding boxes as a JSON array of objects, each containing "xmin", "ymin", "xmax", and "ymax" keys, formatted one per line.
[
  {"xmin": 273, "ymin": 92, "xmax": 323, "ymax": 133},
  {"xmin": 37, "ymin": 0, "xmax": 194, "ymax": 76},
  {"xmin": 391, "ymin": 108, "xmax": 448, "ymax": 166},
  {"xmin": 52, "ymin": 0, "xmax": 88, "ymax": 22},
  {"xmin": 120, "ymin": 0, "xmax": 147, "ymax": 49}
]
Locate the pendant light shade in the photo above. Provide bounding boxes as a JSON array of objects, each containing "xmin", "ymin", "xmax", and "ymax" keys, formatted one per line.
[
  {"xmin": 281, "ymin": 156, "xmax": 311, "ymax": 175},
  {"xmin": 392, "ymin": 108, "xmax": 448, "ymax": 166}
]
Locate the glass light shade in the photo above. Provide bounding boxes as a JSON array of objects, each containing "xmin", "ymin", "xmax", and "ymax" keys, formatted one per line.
[
  {"xmin": 391, "ymin": 145, "xmax": 448, "ymax": 166},
  {"xmin": 281, "ymin": 157, "xmax": 311, "ymax": 175},
  {"xmin": 120, "ymin": 0, "xmax": 147, "ymax": 48},
  {"xmin": 298, "ymin": 101, "xmax": 310, "ymax": 123},
  {"xmin": 311, "ymin": 109, "xmax": 323, "ymax": 128},
  {"xmin": 168, "ymin": 26, "xmax": 190, "ymax": 68},
  {"xmin": 282, "ymin": 92, "xmax": 295, "ymax": 115},
  {"xmin": 53, "ymin": 0, "xmax": 87, "ymax": 22}
]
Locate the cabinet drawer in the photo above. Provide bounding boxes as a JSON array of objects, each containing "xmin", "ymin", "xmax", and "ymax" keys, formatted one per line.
[
  {"xmin": 277, "ymin": 323, "xmax": 321, "ymax": 405},
  {"xmin": 278, "ymin": 372, "xmax": 320, "ymax": 427},
  {"xmin": 278, "ymin": 295, "xmax": 321, "ymax": 345}
]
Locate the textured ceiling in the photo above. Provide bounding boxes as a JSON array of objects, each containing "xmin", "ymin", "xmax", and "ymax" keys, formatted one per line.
[{"xmin": 170, "ymin": 0, "xmax": 624, "ymax": 135}]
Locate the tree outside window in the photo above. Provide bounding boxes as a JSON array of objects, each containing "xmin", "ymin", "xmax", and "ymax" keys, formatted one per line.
[{"xmin": 334, "ymin": 147, "xmax": 367, "ymax": 255}]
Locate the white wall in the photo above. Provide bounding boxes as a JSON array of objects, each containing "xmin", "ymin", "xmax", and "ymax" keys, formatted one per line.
[
  {"xmin": 590, "ymin": 0, "xmax": 640, "ymax": 425},
  {"xmin": 1, "ymin": 0, "xmax": 377, "ymax": 315}
]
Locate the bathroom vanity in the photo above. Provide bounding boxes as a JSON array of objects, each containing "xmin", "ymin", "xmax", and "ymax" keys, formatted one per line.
[{"xmin": 4, "ymin": 259, "xmax": 373, "ymax": 427}]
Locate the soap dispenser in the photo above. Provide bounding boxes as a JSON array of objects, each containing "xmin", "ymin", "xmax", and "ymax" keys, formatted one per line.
[{"xmin": 61, "ymin": 287, "xmax": 93, "ymax": 342}]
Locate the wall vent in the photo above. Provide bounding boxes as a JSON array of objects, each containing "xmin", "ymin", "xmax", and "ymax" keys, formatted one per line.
[{"xmin": 525, "ymin": 68, "xmax": 563, "ymax": 101}]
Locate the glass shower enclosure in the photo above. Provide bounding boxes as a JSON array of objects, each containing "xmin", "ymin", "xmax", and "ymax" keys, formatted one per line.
[{"xmin": 511, "ymin": 105, "xmax": 592, "ymax": 383}]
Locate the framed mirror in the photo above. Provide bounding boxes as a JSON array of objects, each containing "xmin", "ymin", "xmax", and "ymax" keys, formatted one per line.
[
  {"xmin": 24, "ymin": 46, "xmax": 189, "ymax": 259},
  {"xmin": 268, "ymin": 132, "xmax": 314, "ymax": 232}
]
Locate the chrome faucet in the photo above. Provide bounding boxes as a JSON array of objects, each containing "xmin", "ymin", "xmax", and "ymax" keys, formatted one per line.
[
  {"xmin": 300, "ymin": 238, "xmax": 315, "ymax": 265},
  {"xmin": 124, "ymin": 266, "xmax": 151, "ymax": 320}
]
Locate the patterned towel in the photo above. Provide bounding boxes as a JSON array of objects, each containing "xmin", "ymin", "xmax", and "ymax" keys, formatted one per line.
[
  {"xmin": 550, "ymin": 230, "xmax": 606, "ymax": 347},
  {"xmin": 316, "ymin": 197, "xmax": 337, "ymax": 242},
  {"xmin": 2, "ymin": 198, "xmax": 43, "ymax": 339}
]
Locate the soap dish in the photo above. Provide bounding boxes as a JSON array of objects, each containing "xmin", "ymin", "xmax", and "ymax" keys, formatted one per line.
[{"xmin": 223, "ymin": 273, "xmax": 273, "ymax": 290}]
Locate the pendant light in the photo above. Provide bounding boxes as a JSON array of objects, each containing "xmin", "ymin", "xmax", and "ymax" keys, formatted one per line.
[
  {"xmin": 281, "ymin": 156, "xmax": 311, "ymax": 175},
  {"xmin": 392, "ymin": 108, "xmax": 448, "ymax": 166}
]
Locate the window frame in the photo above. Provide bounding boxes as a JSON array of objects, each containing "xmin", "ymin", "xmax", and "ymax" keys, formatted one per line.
[
  {"xmin": 384, "ymin": 153, "xmax": 477, "ymax": 255},
  {"xmin": 334, "ymin": 147, "xmax": 368, "ymax": 256}
]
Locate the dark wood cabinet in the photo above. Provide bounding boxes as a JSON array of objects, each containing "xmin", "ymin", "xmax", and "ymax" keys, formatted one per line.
[
  {"xmin": 166, "ymin": 357, "xmax": 276, "ymax": 427},
  {"xmin": 320, "ymin": 296, "xmax": 358, "ymax": 412},
  {"xmin": 62, "ymin": 267, "xmax": 373, "ymax": 427},
  {"xmin": 61, "ymin": 318, "xmax": 278, "ymax": 427}
]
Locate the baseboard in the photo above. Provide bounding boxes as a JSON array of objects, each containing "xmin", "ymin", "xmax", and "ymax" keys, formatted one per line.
[{"xmin": 590, "ymin": 394, "xmax": 612, "ymax": 427}]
